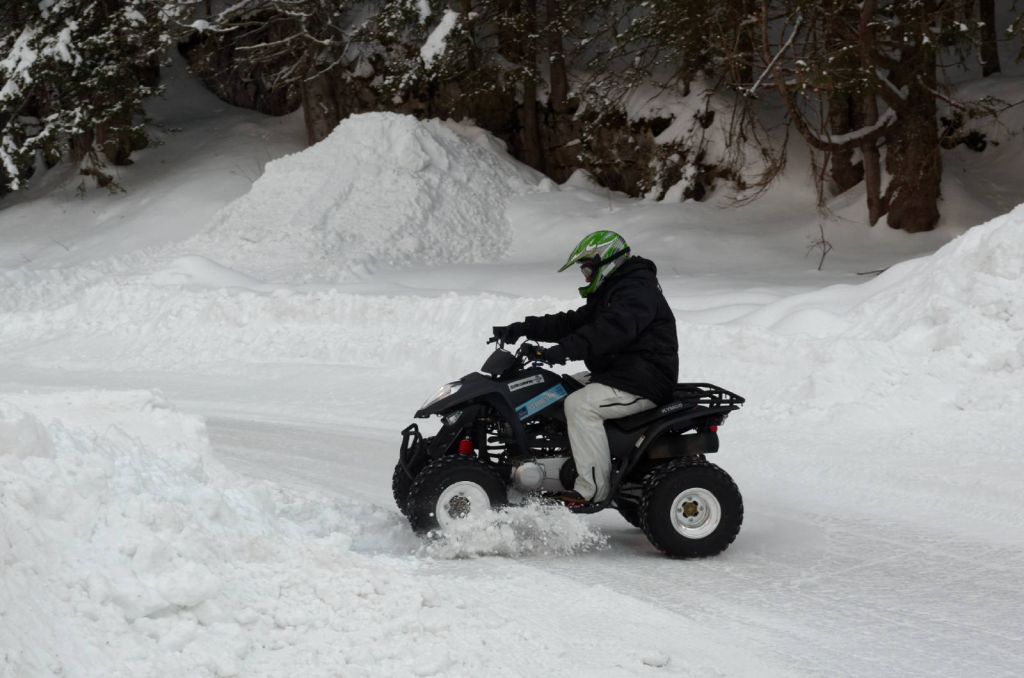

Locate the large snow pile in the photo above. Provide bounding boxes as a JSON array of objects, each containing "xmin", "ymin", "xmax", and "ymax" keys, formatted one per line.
[
  {"xmin": 846, "ymin": 204, "xmax": 1024, "ymax": 372},
  {"xmin": 178, "ymin": 113, "xmax": 541, "ymax": 282},
  {"xmin": 0, "ymin": 390, "xmax": 391, "ymax": 676},
  {"xmin": 1, "ymin": 391, "xmax": 729, "ymax": 678},
  {"xmin": 734, "ymin": 202, "xmax": 1024, "ymax": 376}
]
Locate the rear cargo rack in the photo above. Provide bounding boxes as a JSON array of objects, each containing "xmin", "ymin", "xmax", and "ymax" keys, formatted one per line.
[{"xmin": 673, "ymin": 383, "xmax": 746, "ymax": 412}]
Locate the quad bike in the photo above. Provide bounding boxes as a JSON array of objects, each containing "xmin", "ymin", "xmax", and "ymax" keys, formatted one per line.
[{"xmin": 393, "ymin": 339, "xmax": 746, "ymax": 558}]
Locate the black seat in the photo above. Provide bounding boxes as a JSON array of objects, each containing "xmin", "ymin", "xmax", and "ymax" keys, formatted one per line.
[
  {"xmin": 612, "ymin": 400, "xmax": 686, "ymax": 431},
  {"xmin": 608, "ymin": 383, "xmax": 738, "ymax": 432}
]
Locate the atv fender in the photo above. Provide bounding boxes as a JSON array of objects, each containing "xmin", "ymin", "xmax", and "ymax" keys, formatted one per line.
[
  {"xmin": 425, "ymin": 395, "xmax": 530, "ymax": 459},
  {"xmin": 623, "ymin": 415, "xmax": 720, "ymax": 475},
  {"xmin": 426, "ymin": 403, "xmax": 486, "ymax": 458}
]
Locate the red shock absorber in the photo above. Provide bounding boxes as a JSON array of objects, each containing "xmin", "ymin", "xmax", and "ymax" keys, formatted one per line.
[{"xmin": 457, "ymin": 438, "xmax": 474, "ymax": 455}]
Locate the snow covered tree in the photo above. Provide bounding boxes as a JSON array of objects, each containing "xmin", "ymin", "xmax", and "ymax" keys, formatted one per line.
[
  {"xmin": 202, "ymin": 0, "xmax": 569, "ymax": 171},
  {"xmin": 592, "ymin": 0, "xmax": 1023, "ymax": 231},
  {"xmin": 673, "ymin": 0, "xmax": 1022, "ymax": 233},
  {"xmin": 0, "ymin": 0, "xmax": 192, "ymax": 192},
  {"xmin": 173, "ymin": 0, "xmax": 1024, "ymax": 228},
  {"xmin": 199, "ymin": 0, "xmax": 453, "ymax": 145},
  {"xmin": 755, "ymin": 0, "xmax": 1010, "ymax": 232},
  {"xmin": 567, "ymin": 1, "xmax": 781, "ymax": 198}
]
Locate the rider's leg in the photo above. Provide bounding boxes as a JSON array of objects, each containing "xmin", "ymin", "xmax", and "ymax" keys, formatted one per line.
[{"xmin": 563, "ymin": 383, "xmax": 655, "ymax": 501}]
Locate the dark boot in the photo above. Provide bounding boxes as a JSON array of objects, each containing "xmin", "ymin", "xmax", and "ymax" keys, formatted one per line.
[{"xmin": 548, "ymin": 489, "xmax": 591, "ymax": 507}]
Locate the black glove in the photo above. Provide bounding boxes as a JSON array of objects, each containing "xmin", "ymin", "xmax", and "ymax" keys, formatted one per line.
[
  {"xmin": 524, "ymin": 343, "xmax": 567, "ymax": 365},
  {"xmin": 492, "ymin": 322, "xmax": 525, "ymax": 343}
]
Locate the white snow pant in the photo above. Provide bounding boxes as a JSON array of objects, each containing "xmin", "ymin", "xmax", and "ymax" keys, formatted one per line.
[{"xmin": 564, "ymin": 382, "xmax": 656, "ymax": 502}]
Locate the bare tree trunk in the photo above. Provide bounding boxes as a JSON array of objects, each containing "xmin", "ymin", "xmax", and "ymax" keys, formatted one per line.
[
  {"xmin": 733, "ymin": 0, "xmax": 756, "ymax": 85},
  {"xmin": 71, "ymin": 131, "xmax": 93, "ymax": 164},
  {"xmin": 979, "ymin": 0, "xmax": 1001, "ymax": 77},
  {"xmin": 518, "ymin": 0, "xmax": 544, "ymax": 171},
  {"xmin": 546, "ymin": 0, "xmax": 568, "ymax": 114},
  {"xmin": 858, "ymin": 0, "xmax": 885, "ymax": 225},
  {"xmin": 827, "ymin": 93, "xmax": 863, "ymax": 195},
  {"xmin": 861, "ymin": 94, "xmax": 884, "ymax": 226},
  {"xmin": 97, "ymin": 117, "xmax": 135, "ymax": 166},
  {"xmin": 300, "ymin": 72, "xmax": 344, "ymax": 145},
  {"xmin": 885, "ymin": 43, "xmax": 941, "ymax": 233},
  {"xmin": 541, "ymin": 0, "xmax": 577, "ymax": 180},
  {"xmin": 520, "ymin": 82, "xmax": 543, "ymax": 171}
]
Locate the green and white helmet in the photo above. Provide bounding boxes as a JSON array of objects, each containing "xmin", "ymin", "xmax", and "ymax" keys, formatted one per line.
[{"xmin": 558, "ymin": 230, "xmax": 632, "ymax": 298}]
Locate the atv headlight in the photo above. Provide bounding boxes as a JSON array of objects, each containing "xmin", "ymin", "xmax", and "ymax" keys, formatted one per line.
[{"xmin": 421, "ymin": 382, "xmax": 461, "ymax": 410}]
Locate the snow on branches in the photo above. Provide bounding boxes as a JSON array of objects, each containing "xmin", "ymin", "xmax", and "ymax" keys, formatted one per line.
[{"xmin": 0, "ymin": 0, "xmax": 192, "ymax": 192}]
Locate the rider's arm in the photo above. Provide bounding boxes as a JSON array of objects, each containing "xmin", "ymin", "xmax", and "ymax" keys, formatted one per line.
[
  {"xmin": 557, "ymin": 280, "xmax": 658, "ymax": 360},
  {"xmin": 520, "ymin": 304, "xmax": 593, "ymax": 342}
]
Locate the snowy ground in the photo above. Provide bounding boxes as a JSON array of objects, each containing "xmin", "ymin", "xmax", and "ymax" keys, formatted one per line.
[{"xmin": 2, "ymin": 62, "xmax": 1024, "ymax": 677}]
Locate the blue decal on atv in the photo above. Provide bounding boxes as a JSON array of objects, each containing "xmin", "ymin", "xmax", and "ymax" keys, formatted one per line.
[{"xmin": 516, "ymin": 384, "xmax": 568, "ymax": 420}]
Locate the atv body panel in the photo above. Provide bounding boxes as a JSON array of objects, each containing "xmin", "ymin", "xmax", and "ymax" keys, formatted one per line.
[
  {"xmin": 403, "ymin": 347, "xmax": 742, "ymax": 495},
  {"xmin": 397, "ymin": 345, "xmax": 746, "ymax": 556}
]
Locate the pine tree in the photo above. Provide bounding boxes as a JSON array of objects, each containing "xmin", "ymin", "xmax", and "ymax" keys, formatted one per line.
[{"xmin": 0, "ymin": 0, "xmax": 192, "ymax": 192}]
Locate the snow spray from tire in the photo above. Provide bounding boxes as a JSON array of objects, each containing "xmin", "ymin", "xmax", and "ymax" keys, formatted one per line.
[{"xmin": 416, "ymin": 503, "xmax": 607, "ymax": 559}]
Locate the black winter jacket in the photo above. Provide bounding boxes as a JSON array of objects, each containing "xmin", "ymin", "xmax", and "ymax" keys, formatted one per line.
[{"xmin": 522, "ymin": 256, "xmax": 679, "ymax": 404}]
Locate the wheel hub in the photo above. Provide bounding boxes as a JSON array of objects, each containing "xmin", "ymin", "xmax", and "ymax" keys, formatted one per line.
[
  {"xmin": 435, "ymin": 481, "xmax": 491, "ymax": 529},
  {"xmin": 446, "ymin": 494, "xmax": 472, "ymax": 519},
  {"xmin": 670, "ymin": 487, "xmax": 721, "ymax": 539}
]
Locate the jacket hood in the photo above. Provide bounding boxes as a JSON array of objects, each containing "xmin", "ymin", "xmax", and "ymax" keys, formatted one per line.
[{"xmin": 611, "ymin": 255, "xmax": 657, "ymax": 280}]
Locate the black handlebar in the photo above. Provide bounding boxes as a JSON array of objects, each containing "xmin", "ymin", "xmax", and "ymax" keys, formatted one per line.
[{"xmin": 486, "ymin": 337, "xmax": 555, "ymax": 366}]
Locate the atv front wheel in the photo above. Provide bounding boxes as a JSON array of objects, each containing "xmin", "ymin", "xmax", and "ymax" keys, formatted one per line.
[
  {"xmin": 640, "ymin": 461, "xmax": 743, "ymax": 558},
  {"xmin": 393, "ymin": 436, "xmax": 432, "ymax": 516},
  {"xmin": 392, "ymin": 460, "xmax": 418, "ymax": 516},
  {"xmin": 406, "ymin": 456, "xmax": 507, "ymax": 533}
]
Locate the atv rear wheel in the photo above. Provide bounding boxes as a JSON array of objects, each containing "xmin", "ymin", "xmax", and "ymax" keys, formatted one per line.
[
  {"xmin": 406, "ymin": 456, "xmax": 507, "ymax": 533},
  {"xmin": 640, "ymin": 460, "xmax": 743, "ymax": 558},
  {"xmin": 615, "ymin": 501, "xmax": 642, "ymax": 528},
  {"xmin": 614, "ymin": 482, "xmax": 644, "ymax": 528}
]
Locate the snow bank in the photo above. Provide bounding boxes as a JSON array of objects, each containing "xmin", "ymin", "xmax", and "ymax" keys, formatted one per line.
[
  {"xmin": 0, "ymin": 390, "xmax": 387, "ymax": 676},
  {"xmin": 1, "ymin": 391, "xmax": 716, "ymax": 678},
  {"xmin": 0, "ymin": 285, "xmax": 565, "ymax": 373},
  {"xmin": 179, "ymin": 113, "xmax": 540, "ymax": 282},
  {"xmin": 845, "ymin": 204, "xmax": 1024, "ymax": 372},
  {"xmin": 4, "ymin": 200, "xmax": 1021, "ymax": 390},
  {"xmin": 733, "ymin": 202, "xmax": 1024, "ymax": 376}
]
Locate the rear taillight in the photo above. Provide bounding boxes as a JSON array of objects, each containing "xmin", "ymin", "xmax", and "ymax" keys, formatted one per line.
[
  {"xmin": 457, "ymin": 438, "xmax": 474, "ymax": 455},
  {"xmin": 709, "ymin": 425, "xmax": 719, "ymax": 433}
]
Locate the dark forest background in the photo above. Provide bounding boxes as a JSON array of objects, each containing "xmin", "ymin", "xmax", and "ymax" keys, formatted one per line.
[{"xmin": 2, "ymin": 0, "xmax": 1022, "ymax": 233}]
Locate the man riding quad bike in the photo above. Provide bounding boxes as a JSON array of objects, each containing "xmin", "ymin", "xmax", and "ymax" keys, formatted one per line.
[
  {"xmin": 393, "ymin": 231, "xmax": 745, "ymax": 558},
  {"xmin": 495, "ymin": 230, "xmax": 677, "ymax": 507}
]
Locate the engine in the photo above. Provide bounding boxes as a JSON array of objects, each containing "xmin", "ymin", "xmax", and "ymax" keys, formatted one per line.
[{"xmin": 510, "ymin": 457, "xmax": 571, "ymax": 492}]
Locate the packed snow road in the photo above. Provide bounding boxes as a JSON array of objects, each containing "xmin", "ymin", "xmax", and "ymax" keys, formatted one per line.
[
  {"xmin": 6, "ymin": 359, "xmax": 1023, "ymax": 676},
  {"xmin": 205, "ymin": 407, "xmax": 1024, "ymax": 678}
]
